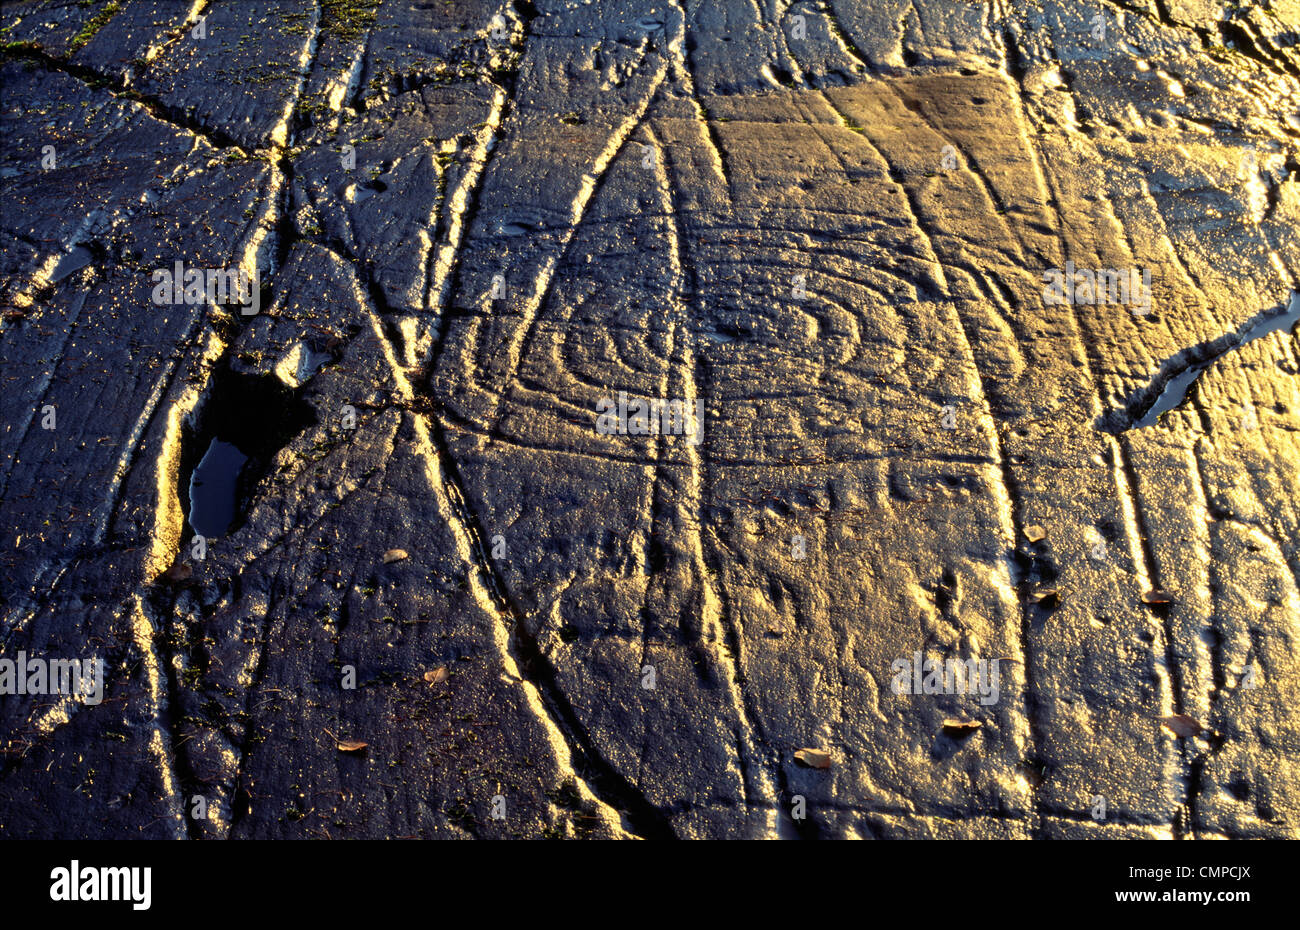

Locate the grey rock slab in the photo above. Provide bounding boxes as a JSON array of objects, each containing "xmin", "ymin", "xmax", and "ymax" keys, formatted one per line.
[
  {"xmin": 341, "ymin": 0, "xmax": 498, "ymax": 113},
  {"xmin": 2, "ymin": 0, "xmax": 1297, "ymax": 839},
  {"xmin": 0, "ymin": 58, "xmax": 208, "ymax": 295},
  {"xmin": 293, "ymin": 82, "xmax": 498, "ymax": 314},
  {"xmin": 1, "ymin": 0, "xmax": 106, "ymax": 58},
  {"xmin": 167, "ymin": 244, "xmax": 635, "ymax": 838},
  {"xmin": 1, "ymin": 157, "xmax": 269, "ymax": 609},
  {"xmin": 132, "ymin": 0, "xmax": 316, "ymax": 150},
  {"xmin": 71, "ymin": 1, "xmax": 200, "ymax": 79}
]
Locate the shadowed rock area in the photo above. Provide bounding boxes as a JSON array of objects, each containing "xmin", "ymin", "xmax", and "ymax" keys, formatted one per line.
[{"xmin": 1, "ymin": 0, "xmax": 1298, "ymax": 839}]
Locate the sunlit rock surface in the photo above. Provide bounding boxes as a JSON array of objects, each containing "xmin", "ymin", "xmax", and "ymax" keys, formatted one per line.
[{"xmin": 2, "ymin": 0, "xmax": 1298, "ymax": 839}]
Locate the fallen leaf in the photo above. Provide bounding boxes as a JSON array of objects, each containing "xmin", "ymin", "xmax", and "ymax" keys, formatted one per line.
[
  {"xmin": 1142, "ymin": 589, "xmax": 1174, "ymax": 605},
  {"xmin": 1024, "ymin": 524, "xmax": 1047, "ymax": 543},
  {"xmin": 942, "ymin": 719, "xmax": 982, "ymax": 736},
  {"xmin": 1029, "ymin": 588, "xmax": 1060, "ymax": 606},
  {"xmin": 161, "ymin": 561, "xmax": 192, "ymax": 584},
  {"xmin": 382, "ymin": 548, "xmax": 408, "ymax": 564},
  {"xmin": 1158, "ymin": 714, "xmax": 1202, "ymax": 738},
  {"xmin": 793, "ymin": 748, "xmax": 832, "ymax": 769},
  {"xmin": 337, "ymin": 739, "xmax": 368, "ymax": 752},
  {"xmin": 423, "ymin": 666, "xmax": 448, "ymax": 685}
]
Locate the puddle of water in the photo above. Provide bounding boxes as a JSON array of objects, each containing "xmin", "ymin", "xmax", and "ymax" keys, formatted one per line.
[
  {"xmin": 187, "ymin": 438, "xmax": 248, "ymax": 538},
  {"xmin": 1135, "ymin": 364, "xmax": 1208, "ymax": 428},
  {"xmin": 1135, "ymin": 293, "xmax": 1299, "ymax": 428},
  {"xmin": 179, "ymin": 368, "xmax": 317, "ymax": 544}
]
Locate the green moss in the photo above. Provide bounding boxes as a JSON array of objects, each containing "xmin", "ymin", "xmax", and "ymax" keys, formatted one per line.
[
  {"xmin": 320, "ymin": 0, "xmax": 382, "ymax": 44},
  {"xmin": 69, "ymin": 0, "xmax": 119, "ymax": 53},
  {"xmin": 282, "ymin": 9, "xmax": 312, "ymax": 37}
]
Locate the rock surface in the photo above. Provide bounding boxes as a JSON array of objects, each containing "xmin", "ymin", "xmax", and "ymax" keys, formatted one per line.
[{"xmin": 2, "ymin": 0, "xmax": 1298, "ymax": 839}]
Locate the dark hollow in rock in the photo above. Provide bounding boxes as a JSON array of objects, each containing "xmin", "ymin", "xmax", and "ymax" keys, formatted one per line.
[{"xmin": 178, "ymin": 365, "xmax": 315, "ymax": 542}]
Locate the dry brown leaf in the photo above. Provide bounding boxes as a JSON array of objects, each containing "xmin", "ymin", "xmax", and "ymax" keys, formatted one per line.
[
  {"xmin": 337, "ymin": 739, "xmax": 368, "ymax": 752},
  {"xmin": 382, "ymin": 548, "xmax": 408, "ymax": 564},
  {"xmin": 1024, "ymin": 524, "xmax": 1047, "ymax": 543},
  {"xmin": 942, "ymin": 719, "xmax": 982, "ymax": 736},
  {"xmin": 161, "ymin": 561, "xmax": 192, "ymax": 584},
  {"xmin": 793, "ymin": 748, "xmax": 832, "ymax": 769},
  {"xmin": 1158, "ymin": 714, "xmax": 1202, "ymax": 738},
  {"xmin": 1142, "ymin": 589, "xmax": 1174, "ymax": 605},
  {"xmin": 423, "ymin": 666, "xmax": 448, "ymax": 686}
]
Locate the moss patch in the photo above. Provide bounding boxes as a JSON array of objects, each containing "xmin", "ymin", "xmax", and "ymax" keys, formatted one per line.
[{"xmin": 69, "ymin": 0, "xmax": 120, "ymax": 54}]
